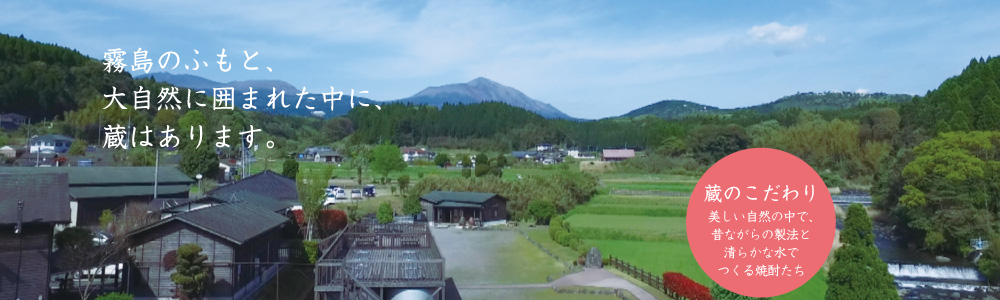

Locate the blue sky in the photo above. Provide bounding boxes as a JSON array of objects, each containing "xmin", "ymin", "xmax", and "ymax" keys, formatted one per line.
[{"xmin": 2, "ymin": 0, "xmax": 999, "ymax": 119}]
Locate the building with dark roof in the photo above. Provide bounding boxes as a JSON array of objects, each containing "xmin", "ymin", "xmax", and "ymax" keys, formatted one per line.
[
  {"xmin": 128, "ymin": 202, "xmax": 290, "ymax": 300},
  {"xmin": 157, "ymin": 190, "xmax": 296, "ymax": 219},
  {"xmin": 0, "ymin": 167, "xmax": 194, "ymax": 227},
  {"xmin": 0, "ymin": 173, "xmax": 71, "ymax": 300},
  {"xmin": 0, "ymin": 113, "xmax": 27, "ymax": 130},
  {"xmin": 419, "ymin": 191, "xmax": 508, "ymax": 226},
  {"xmin": 209, "ymin": 170, "xmax": 298, "ymax": 202}
]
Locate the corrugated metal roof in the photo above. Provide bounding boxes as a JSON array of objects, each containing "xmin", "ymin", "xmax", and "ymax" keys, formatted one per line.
[
  {"xmin": 0, "ymin": 166, "xmax": 194, "ymax": 186},
  {"xmin": 69, "ymin": 184, "xmax": 190, "ymax": 199}
]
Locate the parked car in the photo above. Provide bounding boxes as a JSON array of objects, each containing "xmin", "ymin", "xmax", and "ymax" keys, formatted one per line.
[
  {"xmin": 363, "ymin": 184, "xmax": 376, "ymax": 197},
  {"xmin": 351, "ymin": 189, "xmax": 362, "ymax": 199},
  {"xmin": 326, "ymin": 185, "xmax": 342, "ymax": 194},
  {"xmin": 324, "ymin": 191, "xmax": 337, "ymax": 205},
  {"xmin": 336, "ymin": 189, "xmax": 348, "ymax": 199}
]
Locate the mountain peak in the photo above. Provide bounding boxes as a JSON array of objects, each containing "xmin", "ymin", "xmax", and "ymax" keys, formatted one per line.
[
  {"xmin": 467, "ymin": 77, "xmax": 498, "ymax": 87},
  {"xmin": 399, "ymin": 77, "xmax": 575, "ymax": 119}
]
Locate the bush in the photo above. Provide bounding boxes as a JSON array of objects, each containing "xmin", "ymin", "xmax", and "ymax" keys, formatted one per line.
[
  {"xmin": 377, "ymin": 201, "xmax": 395, "ymax": 224},
  {"xmin": 303, "ymin": 240, "xmax": 319, "ymax": 264},
  {"xmin": 282, "ymin": 159, "xmax": 299, "ymax": 179},
  {"xmin": 528, "ymin": 200, "xmax": 557, "ymax": 225},
  {"xmin": 461, "ymin": 168, "xmax": 472, "ymax": 178},
  {"xmin": 548, "ymin": 214, "xmax": 584, "ymax": 251},
  {"xmin": 663, "ymin": 272, "xmax": 711, "ymax": 300},
  {"xmin": 96, "ymin": 292, "xmax": 134, "ymax": 300},
  {"xmin": 291, "ymin": 209, "xmax": 348, "ymax": 239}
]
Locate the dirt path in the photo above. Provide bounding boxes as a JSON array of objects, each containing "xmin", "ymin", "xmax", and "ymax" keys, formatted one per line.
[
  {"xmin": 457, "ymin": 268, "xmax": 659, "ymax": 300},
  {"xmin": 551, "ymin": 268, "xmax": 659, "ymax": 300}
]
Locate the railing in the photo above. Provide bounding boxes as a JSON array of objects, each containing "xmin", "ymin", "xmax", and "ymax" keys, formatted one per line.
[
  {"xmin": 608, "ymin": 255, "xmax": 665, "ymax": 294},
  {"xmin": 315, "ymin": 222, "xmax": 446, "ymax": 299}
]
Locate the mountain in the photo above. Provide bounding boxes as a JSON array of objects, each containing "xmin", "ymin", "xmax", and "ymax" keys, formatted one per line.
[
  {"xmin": 137, "ymin": 72, "xmax": 369, "ymax": 118},
  {"xmin": 622, "ymin": 100, "xmax": 721, "ymax": 119},
  {"xmin": 393, "ymin": 77, "xmax": 575, "ymax": 119},
  {"xmin": 622, "ymin": 91, "xmax": 913, "ymax": 119}
]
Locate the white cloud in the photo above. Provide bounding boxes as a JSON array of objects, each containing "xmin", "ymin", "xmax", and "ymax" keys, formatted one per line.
[{"xmin": 747, "ymin": 22, "xmax": 808, "ymax": 44}]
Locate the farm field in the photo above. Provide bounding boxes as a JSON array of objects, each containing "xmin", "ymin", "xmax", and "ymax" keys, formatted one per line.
[{"xmin": 561, "ymin": 173, "xmax": 828, "ymax": 299}]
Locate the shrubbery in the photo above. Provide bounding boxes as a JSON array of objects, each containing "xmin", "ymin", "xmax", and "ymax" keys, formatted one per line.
[
  {"xmin": 96, "ymin": 292, "xmax": 134, "ymax": 300},
  {"xmin": 292, "ymin": 209, "xmax": 348, "ymax": 239},
  {"xmin": 663, "ymin": 272, "xmax": 711, "ymax": 300},
  {"xmin": 548, "ymin": 215, "xmax": 586, "ymax": 252},
  {"xmin": 302, "ymin": 240, "xmax": 319, "ymax": 264},
  {"xmin": 410, "ymin": 169, "xmax": 597, "ymax": 221}
]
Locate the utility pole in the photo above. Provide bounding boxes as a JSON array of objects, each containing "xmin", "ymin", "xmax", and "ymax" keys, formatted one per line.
[
  {"xmin": 154, "ymin": 147, "xmax": 159, "ymax": 199},
  {"xmin": 15, "ymin": 199, "xmax": 24, "ymax": 300}
]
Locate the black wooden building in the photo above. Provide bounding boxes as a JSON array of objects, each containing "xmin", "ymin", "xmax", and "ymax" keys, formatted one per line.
[
  {"xmin": 127, "ymin": 202, "xmax": 289, "ymax": 300},
  {"xmin": 419, "ymin": 191, "xmax": 508, "ymax": 226},
  {"xmin": 0, "ymin": 173, "xmax": 72, "ymax": 300}
]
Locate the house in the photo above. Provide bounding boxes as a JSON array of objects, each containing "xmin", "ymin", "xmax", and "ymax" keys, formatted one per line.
[
  {"xmin": 302, "ymin": 146, "xmax": 332, "ymax": 160},
  {"xmin": 401, "ymin": 147, "xmax": 435, "ymax": 163},
  {"xmin": 0, "ymin": 167, "xmax": 194, "ymax": 228},
  {"xmin": 536, "ymin": 143, "xmax": 553, "ymax": 152},
  {"xmin": 314, "ymin": 222, "xmax": 456, "ymax": 300},
  {"xmin": 420, "ymin": 191, "xmax": 508, "ymax": 226},
  {"xmin": 567, "ymin": 149, "xmax": 596, "ymax": 159},
  {"xmin": 602, "ymin": 149, "xmax": 636, "ymax": 162},
  {"xmin": 218, "ymin": 159, "xmax": 238, "ymax": 182},
  {"xmin": 0, "ymin": 113, "xmax": 27, "ymax": 130},
  {"xmin": 29, "ymin": 134, "xmax": 75, "ymax": 153},
  {"xmin": 209, "ymin": 170, "xmax": 298, "ymax": 202},
  {"xmin": 0, "ymin": 173, "xmax": 72, "ymax": 300},
  {"xmin": 127, "ymin": 202, "xmax": 290, "ymax": 300},
  {"xmin": 313, "ymin": 150, "xmax": 343, "ymax": 163},
  {"xmin": 0, "ymin": 145, "xmax": 24, "ymax": 159}
]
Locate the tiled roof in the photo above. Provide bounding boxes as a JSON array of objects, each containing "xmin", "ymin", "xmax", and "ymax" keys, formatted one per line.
[
  {"xmin": 209, "ymin": 170, "xmax": 298, "ymax": 201},
  {"xmin": 134, "ymin": 202, "xmax": 288, "ymax": 245},
  {"xmin": 0, "ymin": 173, "xmax": 71, "ymax": 225},
  {"xmin": 420, "ymin": 191, "xmax": 500, "ymax": 205},
  {"xmin": 211, "ymin": 190, "xmax": 295, "ymax": 212}
]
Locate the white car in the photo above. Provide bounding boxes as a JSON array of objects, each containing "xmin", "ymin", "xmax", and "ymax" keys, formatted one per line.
[
  {"xmin": 336, "ymin": 189, "xmax": 348, "ymax": 199},
  {"xmin": 324, "ymin": 191, "xmax": 338, "ymax": 206},
  {"xmin": 350, "ymin": 189, "xmax": 362, "ymax": 199}
]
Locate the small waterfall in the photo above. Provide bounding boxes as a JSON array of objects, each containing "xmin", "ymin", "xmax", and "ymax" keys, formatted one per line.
[
  {"xmin": 896, "ymin": 280, "xmax": 997, "ymax": 293},
  {"xmin": 887, "ymin": 263, "xmax": 985, "ymax": 282}
]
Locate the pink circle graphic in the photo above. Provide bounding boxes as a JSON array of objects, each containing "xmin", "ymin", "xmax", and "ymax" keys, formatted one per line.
[{"xmin": 686, "ymin": 148, "xmax": 835, "ymax": 297}]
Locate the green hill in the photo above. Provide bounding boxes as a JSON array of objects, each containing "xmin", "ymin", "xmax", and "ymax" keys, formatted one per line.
[{"xmin": 623, "ymin": 91, "xmax": 912, "ymax": 119}]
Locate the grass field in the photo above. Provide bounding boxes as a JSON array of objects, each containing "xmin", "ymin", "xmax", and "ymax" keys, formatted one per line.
[
  {"xmin": 558, "ymin": 173, "xmax": 828, "ymax": 299},
  {"xmin": 433, "ymin": 228, "xmax": 566, "ymax": 285}
]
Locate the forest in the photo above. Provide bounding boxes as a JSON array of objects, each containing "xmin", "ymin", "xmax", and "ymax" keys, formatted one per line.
[{"xmin": 4, "ymin": 32, "xmax": 1000, "ymax": 281}]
